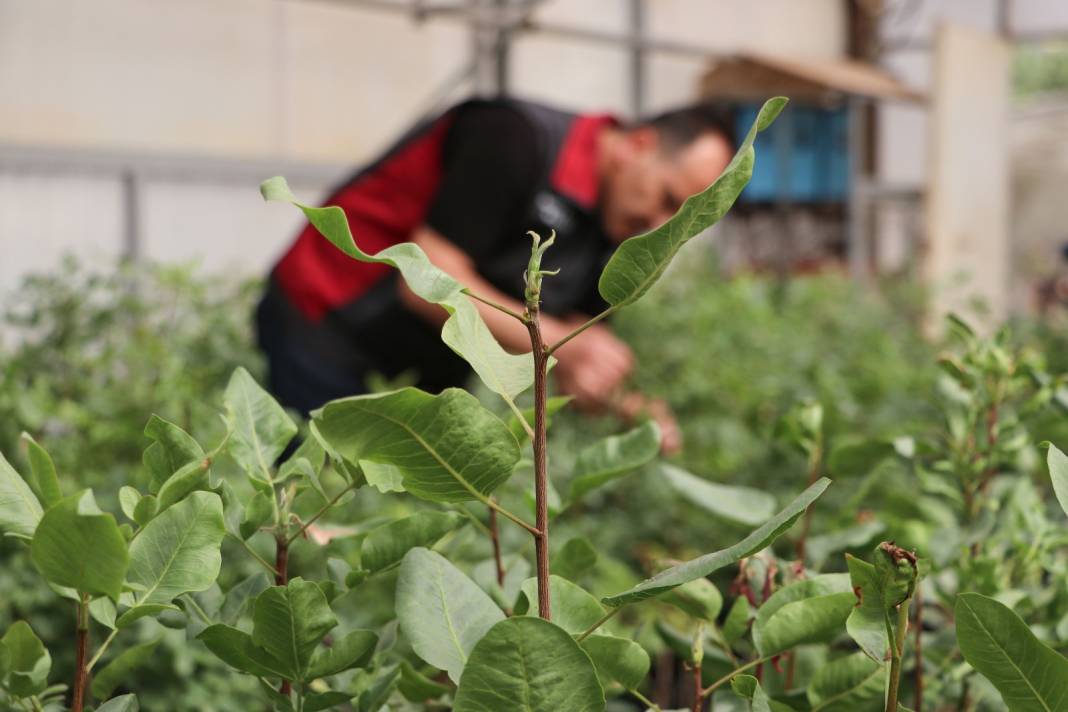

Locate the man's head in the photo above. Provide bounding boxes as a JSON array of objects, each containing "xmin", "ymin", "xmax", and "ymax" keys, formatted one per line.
[{"xmin": 598, "ymin": 104, "xmax": 735, "ymax": 243}]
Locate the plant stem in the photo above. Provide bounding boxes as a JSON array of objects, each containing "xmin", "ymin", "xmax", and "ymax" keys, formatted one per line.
[
  {"xmin": 488, "ymin": 502, "xmax": 506, "ymax": 588},
  {"xmin": 71, "ymin": 593, "xmax": 90, "ymax": 712},
  {"xmin": 576, "ymin": 606, "xmax": 623, "ymax": 641},
  {"xmin": 915, "ymin": 587, "xmax": 925, "ymax": 711},
  {"xmin": 226, "ymin": 532, "xmax": 280, "ymax": 578},
  {"xmin": 794, "ymin": 445, "xmax": 822, "ymax": 562},
  {"xmin": 461, "ymin": 288, "xmax": 529, "ymax": 323},
  {"xmin": 886, "ymin": 598, "xmax": 912, "ymax": 712},
  {"xmin": 275, "ymin": 535, "xmax": 292, "ymax": 696},
  {"xmin": 86, "ymin": 629, "xmax": 119, "ymax": 672},
  {"xmin": 691, "ymin": 662, "xmax": 703, "ymax": 712},
  {"xmin": 546, "ymin": 305, "xmax": 617, "ymax": 355},
  {"xmin": 286, "ymin": 484, "xmax": 355, "ymax": 545},
  {"xmin": 629, "ymin": 687, "xmax": 661, "ymax": 711},
  {"xmin": 525, "ymin": 302, "xmax": 552, "ymax": 620},
  {"xmin": 701, "ymin": 656, "xmax": 768, "ymax": 698}
]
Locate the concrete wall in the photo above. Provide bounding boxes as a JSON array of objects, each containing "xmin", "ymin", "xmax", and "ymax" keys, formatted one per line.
[{"xmin": 0, "ymin": 0, "xmax": 845, "ymax": 296}]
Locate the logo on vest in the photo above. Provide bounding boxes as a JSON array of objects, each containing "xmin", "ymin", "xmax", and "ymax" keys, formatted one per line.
[{"xmin": 533, "ymin": 192, "xmax": 574, "ymax": 235}]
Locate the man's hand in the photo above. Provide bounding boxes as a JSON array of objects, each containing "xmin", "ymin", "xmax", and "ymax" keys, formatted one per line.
[{"xmin": 551, "ymin": 323, "xmax": 634, "ymax": 411}]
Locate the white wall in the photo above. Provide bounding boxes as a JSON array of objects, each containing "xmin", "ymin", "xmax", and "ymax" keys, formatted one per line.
[{"xmin": 0, "ymin": 0, "xmax": 847, "ymax": 295}]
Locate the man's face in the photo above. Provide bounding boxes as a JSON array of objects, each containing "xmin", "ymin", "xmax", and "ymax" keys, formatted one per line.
[{"xmin": 600, "ymin": 128, "xmax": 733, "ymax": 243}]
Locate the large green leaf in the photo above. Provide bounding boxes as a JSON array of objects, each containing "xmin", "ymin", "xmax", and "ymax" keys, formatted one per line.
[
  {"xmin": 396, "ymin": 547, "xmax": 504, "ymax": 683},
  {"xmin": 580, "ymin": 634, "xmax": 650, "ymax": 690},
  {"xmin": 807, "ymin": 652, "xmax": 885, "ymax": 712},
  {"xmin": 956, "ymin": 592, "xmax": 1068, "ymax": 712},
  {"xmin": 20, "ymin": 433, "xmax": 62, "ymax": 509},
  {"xmin": 127, "ymin": 491, "xmax": 225, "ymax": 607},
  {"xmin": 0, "ymin": 450, "xmax": 42, "ymax": 540},
  {"xmin": 95, "ymin": 695, "xmax": 139, "ymax": 712},
  {"xmin": 753, "ymin": 574, "xmax": 853, "ymax": 657},
  {"xmin": 306, "ymin": 629, "xmax": 377, "ymax": 680},
  {"xmin": 732, "ymin": 674, "xmax": 794, "ymax": 712},
  {"xmin": 1, "ymin": 621, "xmax": 50, "ymax": 697},
  {"xmin": 261, "ymin": 177, "xmax": 536, "ymax": 400},
  {"xmin": 91, "ymin": 638, "xmax": 160, "ymax": 700},
  {"xmin": 568, "ymin": 421, "xmax": 661, "ymax": 502},
  {"xmin": 453, "ymin": 617, "xmax": 604, "ymax": 712},
  {"xmin": 31, "ymin": 490, "xmax": 128, "ymax": 599},
  {"xmin": 1047, "ymin": 443, "xmax": 1068, "ymax": 520},
  {"xmin": 224, "ymin": 367, "xmax": 297, "ymax": 482},
  {"xmin": 252, "ymin": 579, "xmax": 337, "ymax": 682},
  {"xmin": 515, "ymin": 575, "xmax": 605, "ymax": 634},
  {"xmin": 845, "ymin": 555, "xmax": 888, "ymax": 662},
  {"xmin": 597, "ymin": 97, "xmax": 787, "ymax": 308},
  {"xmin": 143, "ymin": 415, "xmax": 204, "ymax": 493},
  {"xmin": 361, "ymin": 511, "xmax": 464, "ymax": 573},
  {"xmin": 602, "ymin": 478, "xmax": 830, "ymax": 607},
  {"xmin": 551, "ymin": 537, "xmax": 598, "ymax": 583},
  {"xmin": 661, "ymin": 463, "xmax": 776, "ymax": 526},
  {"xmin": 315, "ymin": 388, "xmax": 520, "ymax": 504},
  {"xmin": 198, "ymin": 624, "xmax": 290, "ymax": 679},
  {"xmin": 661, "ymin": 577, "xmax": 723, "ymax": 622}
]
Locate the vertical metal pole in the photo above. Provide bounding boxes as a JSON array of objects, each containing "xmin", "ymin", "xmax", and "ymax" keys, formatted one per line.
[
  {"xmin": 628, "ymin": 0, "xmax": 645, "ymax": 119},
  {"xmin": 847, "ymin": 96, "xmax": 868, "ymax": 281},
  {"xmin": 493, "ymin": 0, "xmax": 509, "ymax": 95},
  {"xmin": 121, "ymin": 170, "xmax": 141, "ymax": 261}
]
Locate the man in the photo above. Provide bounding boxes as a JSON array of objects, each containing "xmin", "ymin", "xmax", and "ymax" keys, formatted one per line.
[{"xmin": 257, "ymin": 97, "xmax": 734, "ymax": 452}]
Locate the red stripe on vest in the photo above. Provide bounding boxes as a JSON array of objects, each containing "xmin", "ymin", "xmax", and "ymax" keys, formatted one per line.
[{"xmin": 274, "ymin": 116, "xmax": 453, "ymax": 321}]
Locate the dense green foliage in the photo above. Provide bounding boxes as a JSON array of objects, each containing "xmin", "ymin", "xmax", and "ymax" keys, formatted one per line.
[{"xmin": 3, "ymin": 96, "xmax": 1068, "ymax": 712}]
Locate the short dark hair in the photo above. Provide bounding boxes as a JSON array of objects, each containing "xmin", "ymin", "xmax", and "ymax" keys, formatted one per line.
[{"xmin": 637, "ymin": 103, "xmax": 736, "ymax": 153}]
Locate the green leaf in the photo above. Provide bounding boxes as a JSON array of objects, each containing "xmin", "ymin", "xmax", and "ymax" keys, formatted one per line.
[
  {"xmin": 568, "ymin": 421, "xmax": 661, "ymax": 502},
  {"xmin": 239, "ymin": 491, "xmax": 275, "ymax": 540},
  {"xmin": 118, "ymin": 486, "xmax": 141, "ymax": 522},
  {"xmin": 315, "ymin": 388, "xmax": 520, "ymax": 504},
  {"xmin": 1, "ymin": 621, "xmax": 51, "ymax": 697},
  {"xmin": 661, "ymin": 463, "xmax": 776, "ymax": 526},
  {"xmin": 198, "ymin": 624, "xmax": 290, "ymax": 679},
  {"xmin": 807, "ymin": 652, "xmax": 885, "ymax": 712},
  {"xmin": 219, "ymin": 572, "xmax": 271, "ymax": 625},
  {"xmin": 278, "ymin": 433, "xmax": 326, "ymax": 483},
  {"xmin": 95, "ymin": 694, "xmax": 139, "ymax": 712},
  {"xmin": 132, "ymin": 495, "xmax": 158, "ymax": 527},
  {"xmin": 551, "ymin": 537, "xmax": 598, "ymax": 583},
  {"xmin": 396, "ymin": 548, "xmax": 504, "ymax": 683},
  {"xmin": 845, "ymin": 556, "xmax": 889, "ymax": 662},
  {"xmin": 127, "ymin": 491, "xmax": 225, "ymax": 606},
  {"xmin": 752, "ymin": 575, "xmax": 854, "ymax": 657},
  {"xmin": 306, "ymin": 629, "xmax": 377, "ymax": 679},
  {"xmin": 31, "ymin": 490, "xmax": 128, "ymax": 599},
  {"xmin": 453, "ymin": 617, "xmax": 605, "ymax": 712},
  {"xmin": 731, "ymin": 674, "xmax": 793, "ymax": 712},
  {"xmin": 143, "ymin": 415, "xmax": 204, "ymax": 493},
  {"xmin": 398, "ymin": 660, "xmax": 451, "ymax": 702},
  {"xmin": 224, "ymin": 367, "xmax": 297, "ymax": 482},
  {"xmin": 722, "ymin": 596, "xmax": 752, "ymax": 645},
  {"xmin": 360, "ymin": 460, "xmax": 405, "ymax": 493},
  {"xmin": 0, "ymin": 450, "xmax": 43, "ymax": 539},
  {"xmin": 361, "ymin": 511, "xmax": 463, "ymax": 573},
  {"xmin": 956, "ymin": 592, "xmax": 1068, "ymax": 712},
  {"xmin": 20, "ymin": 433, "xmax": 62, "ymax": 509},
  {"xmin": 90, "ymin": 597, "xmax": 117, "ymax": 629},
  {"xmin": 305, "ymin": 691, "xmax": 353, "ymax": 712},
  {"xmin": 515, "ymin": 575, "xmax": 605, "ymax": 633},
  {"xmin": 602, "ymin": 478, "xmax": 830, "ymax": 607},
  {"xmin": 116, "ymin": 604, "xmax": 179, "ymax": 629},
  {"xmin": 91, "ymin": 638, "xmax": 160, "ymax": 700},
  {"xmin": 580, "ymin": 634, "xmax": 650, "ymax": 690},
  {"xmin": 252, "ymin": 578, "xmax": 337, "ymax": 682},
  {"xmin": 1046, "ymin": 443, "xmax": 1068, "ymax": 520},
  {"xmin": 155, "ymin": 458, "xmax": 211, "ymax": 513},
  {"xmin": 262, "ymin": 177, "xmax": 538, "ymax": 400},
  {"xmin": 661, "ymin": 577, "xmax": 723, "ymax": 622},
  {"xmin": 597, "ymin": 97, "xmax": 787, "ymax": 308}
]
